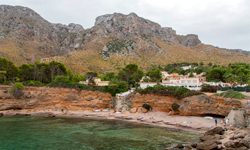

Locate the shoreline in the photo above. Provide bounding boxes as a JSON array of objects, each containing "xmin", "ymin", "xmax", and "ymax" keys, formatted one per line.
[{"xmin": 0, "ymin": 109, "xmax": 221, "ymax": 134}]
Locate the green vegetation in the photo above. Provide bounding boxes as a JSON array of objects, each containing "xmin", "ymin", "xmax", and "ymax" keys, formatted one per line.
[
  {"xmin": 146, "ymin": 67, "xmax": 162, "ymax": 82},
  {"xmin": 201, "ymin": 84, "xmax": 217, "ymax": 93},
  {"xmin": 137, "ymin": 84, "xmax": 202, "ymax": 99},
  {"xmin": 117, "ymin": 63, "xmax": 144, "ymax": 86},
  {"xmin": 172, "ymin": 103, "xmax": 180, "ymax": 112},
  {"xmin": 9, "ymin": 82, "xmax": 25, "ymax": 99},
  {"xmin": 0, "ymin": 56, "xmax": 249, "ymax": 98},
  {"xmin": 142, "ymin": 103, "xmax": 153, "ymax": 111},
  {"xmin": 206, "ymin": 63, "xmax": 250, "ymax": 84},
  {"xmin": 215, "ymin": 89, "xmax": 245, "ymax": 99},
  {"xmin": 160, "ymin": 62, "xmax": 250, "ymax": 86},
  {"xmin": 100, "ymin": 39, "xmax": 135, "ymax": 57}
]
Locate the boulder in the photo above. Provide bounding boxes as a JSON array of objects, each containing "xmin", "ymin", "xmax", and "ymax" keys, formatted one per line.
[
  {"xmin": 242, "ymin": 137, "xmax": 250, "ymax": 148},
  {"xmin": 174, "ymin": 144, "xmax": 184, "ymax": 148},
  {"xmin": 130, "ymin": 107, "xmax": 137, "ymax": 113},
  {"xmin": 224, "ymin": 139, "xmax": 243, "ymax": 148},
  {"xmin": 227, "ymin": 110, "xmax": 245, "ymax": 127},
  {"xmin": 47, "ymin": 113, "xmax": 56, "ymax": 117},
  {"xmin": 196, "ymin": 140, "xmax": 218, "ymax": 150},
  {"xmin": 142, "ymin": 107, "xmax": 148, "ymax": 113},
  {"xmin": 199, "ymin": 135, "xmax": 221, "ymax": 141},
  {"xmin": 191, "ymin": 143, "xmax": 197, "ymax": 148},
  {"xmin": 66, "ymin": 93, "xmax": 79, "ymax": 100},
  {"xmin": 204, "ymin": 127, "xmax": 224, "ymax": 136},
  {"xmin": 85, "ymin": 96, "xmax": 94, "ymax": 101},
  {"xmin": 184, "ymin": 145, "xmax": 192, "ymax": 150}
]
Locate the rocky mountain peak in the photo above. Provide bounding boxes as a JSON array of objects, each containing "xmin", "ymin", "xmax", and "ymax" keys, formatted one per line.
[
  {"xmin": 0, "ymin": 5, "xmax": 51, "ymax": 27},
  {"xmin": 94, "ymin": 12, "xmax": 177, "ymax": 41}
]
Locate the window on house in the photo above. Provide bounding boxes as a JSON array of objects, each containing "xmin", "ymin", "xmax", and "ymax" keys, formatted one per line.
[{"xmin": 187, "ymin": 81, "xmax": 191, "ymax": 83}]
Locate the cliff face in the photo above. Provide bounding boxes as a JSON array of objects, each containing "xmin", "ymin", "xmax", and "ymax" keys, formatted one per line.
[
  {"xmin": 94, "ymin": 13, "xmax": 178, "ymax": 42},
  {"xmin": 0, "ymin": 86, "xmax": 112, "ymax": 111},
  {"xmin": 129, "ymin": 93, "xmax": 244, "ymax": 116}
]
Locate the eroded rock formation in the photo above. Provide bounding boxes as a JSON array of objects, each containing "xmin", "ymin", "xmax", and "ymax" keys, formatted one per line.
[
  {"xmin": 0, "ymin": 86, "xmax": 112, "ymax": 110},
  {"xmin": 128, "ymin": 93, "xmax": 244, "ymax": 117}
]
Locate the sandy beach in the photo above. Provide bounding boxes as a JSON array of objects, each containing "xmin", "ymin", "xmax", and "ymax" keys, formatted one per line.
[{"xmin": 0, "ymin": 109, "xmax": 221, "ymax": 134}]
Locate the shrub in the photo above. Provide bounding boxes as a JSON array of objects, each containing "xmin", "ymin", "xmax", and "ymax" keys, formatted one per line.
[
  {"xmin": 201, "ymin": 84, "xmax": 217, "ymax": 93},
  {"xmin": 22, "ymin": 80, "xmax": 44, "ymax": 86},
  {"xmin": 9, "ymin": 82, "xmax": 24, "ymax": 99},
  {"xmin": 142, "ymin": 103, "xmax": 153, "ymax": 111},
  {"xmin": 137, "ymin": 85, "xmax": 202, "ymax": 99},
  {"xmin": 217, "ymin": 89, "xmax": 245, "ymax": 99},
  {"xmin": 172, "ymin": 103, "xmax": 180, "ymax": 111},
  {"xmin": 49, "ymin": 76, "xmax": 74, "ymax": 88}
]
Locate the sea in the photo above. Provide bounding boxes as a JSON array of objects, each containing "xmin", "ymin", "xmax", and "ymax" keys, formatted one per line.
[{"xmin": 0, "ymin": 116, "xmax": 199, "ymax": 150}]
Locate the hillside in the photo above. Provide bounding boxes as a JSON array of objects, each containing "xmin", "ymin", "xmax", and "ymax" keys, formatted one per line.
[{"xmin": 0, "ymin": 5, "xmax": 249, "ymax": 74}]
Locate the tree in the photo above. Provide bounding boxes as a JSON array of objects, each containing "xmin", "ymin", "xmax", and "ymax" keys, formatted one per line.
[
  {"xmin": 189, "ymin": 70, "xmax": 194, "ymax": 77},
  {"xmin": 0, "ymin": 57, "xmax": 19, "ymax": 82},
  {"xmin": 49, "ymin": 61, "xmax": 67, "ymax": 82},
  {"xmin": 199, "ymin": 62, "xmax": 204, "ymax": 66},
  {"xmin": 208, "ymin": 62, "xmax": 213, "ymax": 67},
  {"xmin": 103, "ymin": 72, "xmax": 116, "ymax": 81},
  {"xmin": 71, "ymin": 74, "xmax": 85, "ymax": 83},
  {"xmin": 194, "ymin": 67, "xmax": 204, "ymax": 74},
  {"xmin": 84, "ymin": 71, "xmax": 98, "ymax": 85},
  {"xmin": 206, "ymin": 67, "xmax": 227, "ymax": 82},
  {"xmin": 19, "ymin": 64, "xmax": 35, "ymax": 81},
  {"xmin": 0, "ymin": 71, "xmax": 6, "ymax": 84},
  {"xmin": 225, "ymin": 74, "xmax": 239, "ymax": 87},
  {"xmin": 146, "ymin": 67, "xmax": 162, "ymax": 82},
  {"xmin": 118, "ymin": 64, "xmax": 144, "ymax": 85}
]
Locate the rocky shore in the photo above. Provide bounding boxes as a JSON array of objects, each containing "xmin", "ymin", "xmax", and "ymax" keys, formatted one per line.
[{"xmin": 166, "ymin": 126, "xmax": 250, "ymax": 150}]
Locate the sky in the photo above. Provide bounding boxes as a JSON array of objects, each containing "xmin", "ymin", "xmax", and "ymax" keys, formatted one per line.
[{"xmin": 1, "ymin": 0, "xmax": 250, "ymax": 51}]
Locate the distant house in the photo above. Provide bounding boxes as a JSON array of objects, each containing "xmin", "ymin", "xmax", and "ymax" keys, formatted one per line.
[
  {"xmin": 79, "ymin": 77, "xmax": 109, "ymax": 86},
  {"xmin": 161, "ymin": 71, "xmax": 170, "ymax": 79},
  {"xmin": 181, "ymin": 65, "xmax": 192, "ymax": 70}
]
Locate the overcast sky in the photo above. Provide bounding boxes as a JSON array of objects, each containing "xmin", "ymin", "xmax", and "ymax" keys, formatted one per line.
[{"xmin": 1, "ymin": 0, "xmax": 250, "ymax": 51}]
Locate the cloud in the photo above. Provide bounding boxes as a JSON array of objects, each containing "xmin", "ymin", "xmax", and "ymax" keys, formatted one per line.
[{"xmin": 1, "ymin": 0, "xmax": 249, "ymax": 51}]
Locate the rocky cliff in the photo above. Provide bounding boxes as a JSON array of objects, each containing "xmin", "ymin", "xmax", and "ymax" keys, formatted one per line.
[
  {"xmin": 0, "ymin": 5, "xmax": 249, "ymax": 74},
  {"xmin": 0, "ymin": 86, "xmax": 112, "ymax": 111},
  {"xmin": 128, "ymin": 93, "xmax": 244, "ymax": 117}
]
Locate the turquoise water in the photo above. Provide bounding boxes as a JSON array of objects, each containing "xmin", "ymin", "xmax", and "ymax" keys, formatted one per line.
[{"xmin": 0, "ymin": 116, "xmax": 199, "ymax": 150}]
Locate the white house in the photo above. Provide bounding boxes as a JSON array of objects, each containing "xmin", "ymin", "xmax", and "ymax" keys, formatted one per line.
[{"xmin": 181, "ymin": 65, "xmax": 192, "ymax": 70}]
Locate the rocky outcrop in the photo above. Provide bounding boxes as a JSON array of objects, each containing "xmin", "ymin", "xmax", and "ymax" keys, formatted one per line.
[
  {"xmin": 179, "ymin": 34, "xmax": 201, "ymax": 48},
  {"xmin": 94, "ymin": 13, "xmax": 177, "ymax": 41},
  {"xmin": 197, "ymin": 127, "xmax": 250, "ymax": 150},
  {"xmin": 169, "ymin": 127, "xmax": 250, "ymax": 150},
  {"xmin": 0, "ymin": 86, "xmax": 112, "ymax": 110},
  {"xmin": 129, "ymin": 93, "xmax": 244, "ymax": 116}
]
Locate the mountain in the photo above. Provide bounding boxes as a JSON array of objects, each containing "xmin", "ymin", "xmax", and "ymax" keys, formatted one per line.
[{"xmin": 0, "ymin": 5, "xmax": 249, "ymax": 74}]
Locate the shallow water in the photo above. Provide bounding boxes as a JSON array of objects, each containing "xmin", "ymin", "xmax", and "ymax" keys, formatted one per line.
[{"xmin": 0, "ymin": 116, "xmax": 199, "ymax": 150}]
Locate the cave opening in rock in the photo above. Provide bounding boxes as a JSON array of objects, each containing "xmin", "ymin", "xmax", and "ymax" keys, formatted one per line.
[
  {"xmin": 200, "ymin": 114, "xmax": 225, "ymax": 118},
  {"xmin": 6, "ymin": 107, "xmax": 23, "ymax": 110}
]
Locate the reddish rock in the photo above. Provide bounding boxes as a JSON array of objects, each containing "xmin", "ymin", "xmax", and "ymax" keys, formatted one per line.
[{"xmin": 0, "ymin": 86, "xmax": 112, "ymax": 111}]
